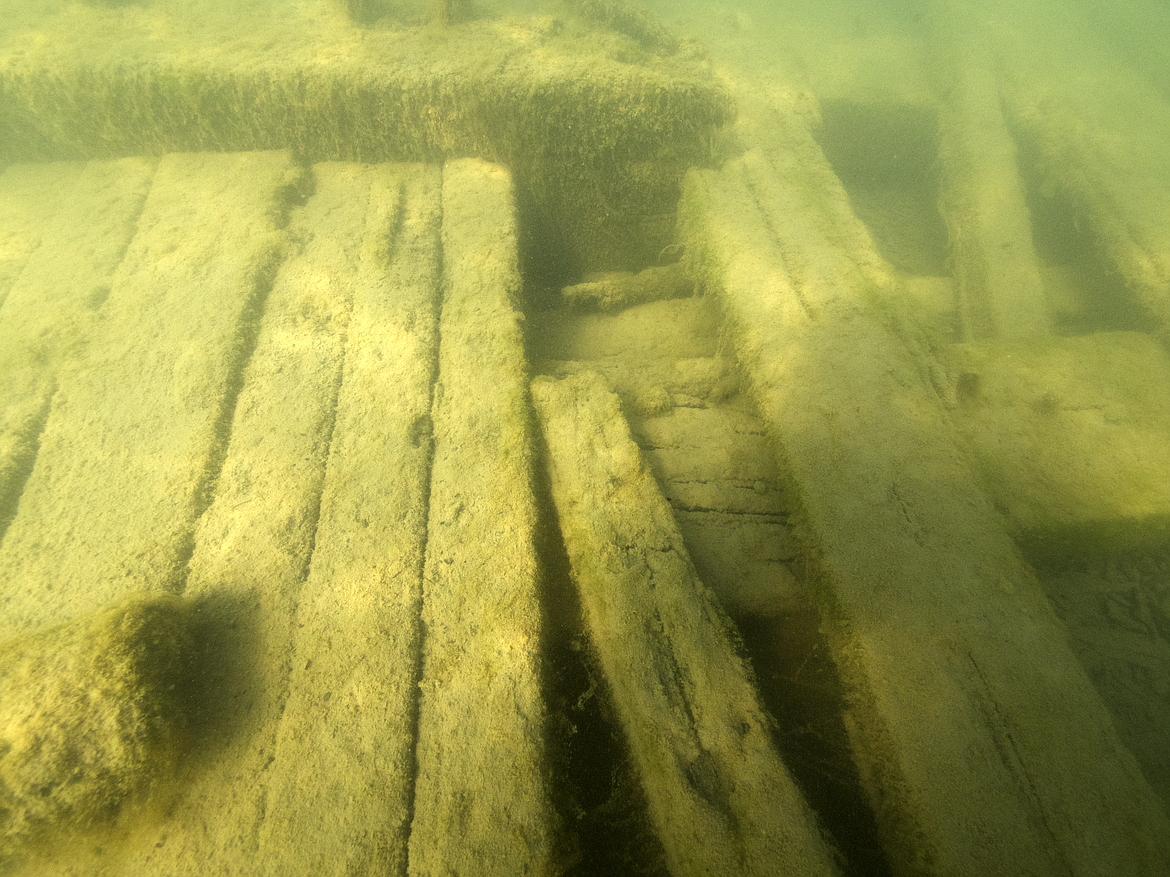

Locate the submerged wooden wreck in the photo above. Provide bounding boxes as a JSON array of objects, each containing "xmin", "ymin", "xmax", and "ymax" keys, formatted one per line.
[{"xmin": 1, "ymin": 1, "xmax": 1169, "ymax": 874}]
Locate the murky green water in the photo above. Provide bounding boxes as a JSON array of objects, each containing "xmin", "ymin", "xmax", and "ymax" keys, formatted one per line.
[{"xmin": 1, "ymin": 1, "xmax": 1168, "ymax": 875}]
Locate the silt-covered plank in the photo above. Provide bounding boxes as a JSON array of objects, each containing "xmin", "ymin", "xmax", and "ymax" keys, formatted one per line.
[
  {"xmin": 0, "ymin": 158, "xmax": 154, "ymax": 540},
  {"xmin": 112, "ymin": 160, "xmax": 391, "ymax": 876},
  {"xmin": 0, "ymin": 150, "xmax": 301, "ymax": 639},
  {"xmin": 680, "ymin": 128, "xmax": 1170, "ymax": 874},
  {"xmin": 532, "ymin": 369, "xmax": 840, "ymax": 877},
  {"xmin": 408, "ymin": 158, "xmax": 556, "ymax": 876},
  {"xmin": 258, "ymin": 163, "xmax": 441, "ymax": 876}
]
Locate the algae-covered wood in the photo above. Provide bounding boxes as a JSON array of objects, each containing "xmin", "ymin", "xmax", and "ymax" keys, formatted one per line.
[
  {"xmin": 0, "ymin": 150, "xmax": 302, "ymax": 639},
  {"xmin": 0, "ymin": 2, "xmax": 729, "ymax": 274},
  {"xmin": 256, "ymin": 163, "xmax": 441, "ymax": 876},
  {"xmin": 0, "ymin": 158, "xmax": 155, "ymax": 540},
  {"xmin": 1, "ymin": 1, "xmax": 1169, "ymax": 874},
  {"xmin": 409, "ymin": 158, "xmax": 556, "ymax": 877},
  {"xmin": 679, "ymin": 94, "xmax": 1170, "ymax": 873},
  {"xmin": 532, "ymin": 369, "xmax": 839, "ymax": 877}
]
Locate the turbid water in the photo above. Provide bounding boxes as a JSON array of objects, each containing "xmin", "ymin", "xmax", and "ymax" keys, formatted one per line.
[{"xmin": 1, "ymin": 1, "xmax": 1168, "ymax": 875}]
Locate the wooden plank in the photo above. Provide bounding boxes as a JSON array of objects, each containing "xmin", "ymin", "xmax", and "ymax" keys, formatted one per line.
[
  {"xmin": 0, "ymin": 161, "xmax": 86, "ymax": 307},
  {"xmin": 109, "ymin": 160, "xmax": 399, "ymax": 876},
  {"xmin": 990, "ymin": 0, "xmax": 1170, "ymax": 336},
  {"xmin": 953, "ymin": 332, "xmax": 1170, "ymax": 557},
  {"xmin": 679, "ymin": 102, "xmax": 1170, "ymax": 873},
  {"xmin": 0, "ymin": 150, "xmax": 302, "ymax": 642},
  {"xmin": 933, "ymin": 0, "xmax": 1050, "ymax": 340},
  {"xmin": 257, "ymin": 163, "xmax": 442, "ymax": 876},
  {"xmin": 532, "ymin": 369, "xmax": 840, "ymax": 877},
  {"xmin": 408, "ymin": 158, "xmax": 556, "ymax": 876},
  {"xmin": 0, "ymin": 158, "xmax": 154, "ymax": 538}
]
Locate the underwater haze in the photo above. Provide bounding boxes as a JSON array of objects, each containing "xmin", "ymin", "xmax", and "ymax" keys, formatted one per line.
[{"xmin": 1, "ymin": 0, "xmax": 1169, "ymax": 875}]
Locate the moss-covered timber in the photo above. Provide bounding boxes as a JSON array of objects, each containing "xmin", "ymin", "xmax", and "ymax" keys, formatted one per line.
[
  {"xmin": 987, "ymin": 0, "xmax": 1170, "ymax": 339},
  {"xmin": 952, "ymin": 332, "xmax": 1170, "ymax": 559},
  {"xmin": 679, "ymin": 86, "xmax": 1170, "ymax": 876},
  {"xmin": 409, "ymin": 158, "xmax": 557, "ymax": 876},
  {"xmin": 255, "ymin": 163, "xmax": 441, "ymax": 876},
  {"xmin": 0, "ymin": 4, "xmax": 731, "ymax": 272},
  {"xmin": 0, "ymin": 593, "xmax": 191, "ymax": 870},
  {"xmin": 532, "ymin": 369, "xmax": 841, "ymax": 877},
  {"xmin": 0, "ymin": 150, "xmax": 303, "ymax": 642},
  {"xmin": 120, "ymin": 160, "xmax": 413, "ymax": 877},
  {"xmin": 0, "ymin": 158, "xmax": 155, "ymax": 542},
  {"xmin": 931, "ymin": 0, "xmax": 1050, "ymax": 341}
]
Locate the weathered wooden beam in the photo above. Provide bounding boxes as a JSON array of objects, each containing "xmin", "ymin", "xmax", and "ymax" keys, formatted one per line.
[
  {"xmin": 532, "ymin": 369, "xmax": 840, "ymax": 877},
  {"xmin": 679, "ymin": 94, "xmax": 1170, "ymax": 874},
  {"xmin": 409, "ymin": 158, "xmax": 557, "ymax": 877}
]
